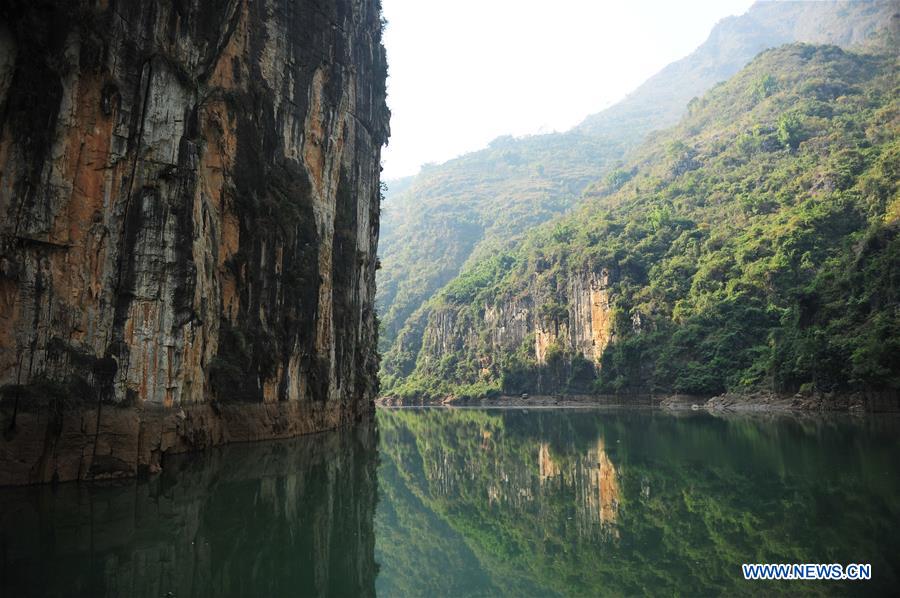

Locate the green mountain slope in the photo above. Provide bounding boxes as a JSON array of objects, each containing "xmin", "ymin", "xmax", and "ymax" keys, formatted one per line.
[
  {"xmin": 384, "ymin": 42, "xmax": 899, "ymax": 400},
  {"xmin": 378, "ymin": 0, "xmax": 899, "ymax": 382}
]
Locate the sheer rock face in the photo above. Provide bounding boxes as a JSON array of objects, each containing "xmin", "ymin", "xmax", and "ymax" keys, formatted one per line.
[
  {"xmin": 0, "ymin": 0, "xmax": 389, "ymax": 485},
  {"xmin": 412, "ymin": 269, "xmax": 615, "ymax": 381}
]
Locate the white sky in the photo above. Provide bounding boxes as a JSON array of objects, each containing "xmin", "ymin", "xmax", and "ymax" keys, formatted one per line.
[{"xmin": 380, "ymin": 0, "xmax": 757, "ymax": 180}]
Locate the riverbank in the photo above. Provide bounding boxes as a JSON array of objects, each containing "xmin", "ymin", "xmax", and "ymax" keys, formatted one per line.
[
  {"xmin": 375, "ymin": 394, "xmax": 652, "ymax": 408},
  {"xmin": 664, "ymin": 390, "xmax": 900, "ymax": 413},
  {"xmin": 375, "ymin": 390, "xmax": 900, "ymax": 412}
]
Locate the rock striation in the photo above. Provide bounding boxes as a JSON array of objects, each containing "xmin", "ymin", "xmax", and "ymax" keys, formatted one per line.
[
  {"xmin": 403, "ymin": 268, "xmax": 616, "ymax": 390},
  {"xmin": 0, "ymin": 0, "xmax": 389, "ymax": 485}
]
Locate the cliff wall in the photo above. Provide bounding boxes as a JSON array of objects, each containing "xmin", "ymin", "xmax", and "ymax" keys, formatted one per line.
[
  {"xmin": 407, "ymin": 268, "xmax": 617, "ymax": 393},
  {"xmin": 0, "ymin": 0, "xmax": 389, "ymax": 484}
]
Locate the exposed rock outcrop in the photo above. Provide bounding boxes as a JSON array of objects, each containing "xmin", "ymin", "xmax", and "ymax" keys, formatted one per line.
[
  {"xmin": 406, "ymin": 268, "xmax": 616, "ymax": 387},
  {"xmin": 0, "ymin": 0, "xmax": 389, "ymax": 484}
]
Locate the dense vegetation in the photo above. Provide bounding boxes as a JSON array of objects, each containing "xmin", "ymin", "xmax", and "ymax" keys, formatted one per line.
[
  {"xmin": 385, "ymin": 43, "xmax": 899, "ymax": 399},
  {"xmin": 377, "ymin": 1, "xmax": 899, "ymax": 400}
]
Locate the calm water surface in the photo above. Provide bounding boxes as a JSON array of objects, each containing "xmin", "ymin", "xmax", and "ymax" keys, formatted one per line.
[{"xmin": 1, "ymin": 409, "xmax": 898, "ymax": 596}]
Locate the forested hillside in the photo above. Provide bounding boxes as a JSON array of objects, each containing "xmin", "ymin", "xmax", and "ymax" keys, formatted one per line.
[
  {"xmin": 378, "ymin": 0, "xmax": 899, "ymax": 381},
  {"xmin": 383, "ymin": 42, "xmax": 899, "ymax": 400}
]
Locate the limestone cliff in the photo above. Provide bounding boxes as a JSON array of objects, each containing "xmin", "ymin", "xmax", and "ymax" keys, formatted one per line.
[
  {"xmin": 0, "ymin": 0, "xmax": 389, "ymax": 485},
  {"xmin": 406, "ymin": 268, "xmax": 616, "ymax": 394}
]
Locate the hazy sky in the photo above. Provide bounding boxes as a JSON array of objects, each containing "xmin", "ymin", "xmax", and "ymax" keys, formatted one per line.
[{"xmin": 380, "ymin": 0, "xmax": 757, "ymax": 180}]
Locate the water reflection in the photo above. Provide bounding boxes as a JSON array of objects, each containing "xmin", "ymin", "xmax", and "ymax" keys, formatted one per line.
[
  {"xmin": 375, "ymin": 409, "xmax": 900, "ymax": 596},
  {"xmin": 1, "ymin": 410, "xmax": 898, "ymax": 597},
  {"xmin": 0, "ymin": 424, "xmax": 377, "ymax": 598}
]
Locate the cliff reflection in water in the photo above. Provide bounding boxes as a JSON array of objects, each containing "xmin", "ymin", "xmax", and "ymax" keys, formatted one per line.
[
  {"xmin": 0, "ymin": 424, "xmax": 378, "ymax": 598},
  {"xmin": 375, "ymin": 408, "xmax": 900, "ymax": 596}
]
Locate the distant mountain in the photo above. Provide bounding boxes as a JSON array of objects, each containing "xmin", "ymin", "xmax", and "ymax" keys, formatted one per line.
[
  {"xmin": 378, "ymin": 0, "xmax": 899, "ymax": 389},
  {"xmin": 577, "ymin": 0, "xmax": 899, "ymax": 141}
]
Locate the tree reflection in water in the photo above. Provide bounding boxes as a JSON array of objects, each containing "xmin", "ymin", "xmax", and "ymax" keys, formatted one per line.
[{"xmin": 375, "ymin": 408, "xmax": 900, "ymax": 596}]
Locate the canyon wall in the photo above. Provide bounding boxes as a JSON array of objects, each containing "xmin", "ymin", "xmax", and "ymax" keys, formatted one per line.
[{"xmin": 0, "ymin": 0, "xmax": 389, "ymax": 484}]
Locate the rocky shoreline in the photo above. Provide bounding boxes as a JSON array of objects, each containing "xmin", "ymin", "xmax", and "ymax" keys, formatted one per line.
[
  {"xmin": 374, "ymin": 394, "xmax": 652, "ymax": 408},
  {"xmin": 376, "ymin": 390, "xmax": 900, "ymax": 412},
  {"xmin": 663, "ymin": 391, "xmax": 900, "ymax": 413}
]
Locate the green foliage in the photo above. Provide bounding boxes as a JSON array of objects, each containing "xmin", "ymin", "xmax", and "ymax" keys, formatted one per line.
[
  {"xmin": 776, "ymin": 111, "xmax": 805, "ymax": 149},
  {"xmin": 386, "ymin": 44, "xmax": 900, "ymax": 399},
  {"xmin": 538, "ymin": 300, "xmax": 568, "ymax": 323},
  {"xmin": 604, "ymin": 168, "xmax": 634, "ymax": 192},
  {"xmin": 443, "ymin": 254, "xmax": 515, "ymax": 305},
  {"xmin": 753, "ymin": 73, "xmax": 779, "ymax": 101},
  {"xmin": 377, "ymin": 131, "xmax": 627, "ymax": 358}
]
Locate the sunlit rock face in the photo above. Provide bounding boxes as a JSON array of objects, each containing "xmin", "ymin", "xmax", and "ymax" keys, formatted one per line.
[
  {"xmin": 0, "ymin": 0, "xmax": 389, "ymax": 484},
  {"xmin": 409, "ymin": 268, "xmax": 615, "ymax": 386},
  {"xmin": 0, "ymin": 424, "xmax": 378, "ymax": 597}
]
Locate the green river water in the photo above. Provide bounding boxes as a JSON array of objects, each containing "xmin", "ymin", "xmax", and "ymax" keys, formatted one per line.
[{"xmin": 1, "ymin": 408, "xmax": 898, "ymax": 596}]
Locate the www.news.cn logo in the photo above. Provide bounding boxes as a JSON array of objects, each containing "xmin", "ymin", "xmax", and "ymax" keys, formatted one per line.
[{"xmin": 742, "ymin": 563, "xmax": 871, "ymax": 581}]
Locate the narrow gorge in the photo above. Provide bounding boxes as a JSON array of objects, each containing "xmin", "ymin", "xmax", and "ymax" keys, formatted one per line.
[
  {"xmin": 0, "ymin": 0, "xmax": 389, "ymax": 485},
  {"xmin": 1, "ymin": 2, "xmax": 898, "ymax": 595}
]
